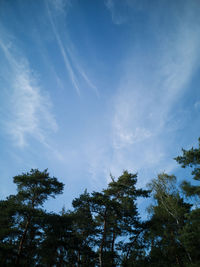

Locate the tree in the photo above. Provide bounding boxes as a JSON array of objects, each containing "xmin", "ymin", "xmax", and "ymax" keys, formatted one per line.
[
  {"xmin": 38, "ymin": 211, "xmax": 75, "ymax": 266},
  {"xmin": 175, "ymin": 138, "xmax": 200, "ymax": 202},
  {"xmin": 89, "ymin": 171, "xmax": 149, "ymax": 267},
  {"xmin": 104, "ymin": 171, "xmax": 149, "ymax": 266},
  {"xmin": 89, "ymin": 191, "xmax": 117, "ymax": 267},
  {"xmin": 72, "ymin": 190, "xmax": 98, "ymax": 267},
  {"xmin": 175, "ymin": 139, "xmax": 200, "ymax": 266},
  {"xmin": 146, "ymin": 173, "xmax": 192, "ymax": 266},
  {"xmin": 0, "ymin": 196, "xmax": 21, "ymax": 266},
  {"xmin": 179, "ymin": 208, "xmax": 200, "ymax": 267},
  {"xmin": 1, "ymin": 169, "xmax": 64, "ymax": 266}
]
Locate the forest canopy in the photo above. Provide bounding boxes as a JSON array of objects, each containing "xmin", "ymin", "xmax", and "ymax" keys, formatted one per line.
[{"xmin": 0, "ymin": 139, "xmax": 200, "ymax": 267}]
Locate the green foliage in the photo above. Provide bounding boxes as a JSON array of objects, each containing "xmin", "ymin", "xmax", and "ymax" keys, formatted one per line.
[
  {"xmin": 0, "ymin": 169, "xmax": 64, "ymax": 266},
  {"xmin": 13, "ymin": 168, "xmax": 64, "ymax": 207},
  {"xmin": 1, "ymin": 138, "xmax": 200, "ymax": 266},
  {"xmin": 180, "ymin": 208, "xmax": 200, "ymax": 265},
  {"xmin": 146, "ymin": 173, "xmax": 192, "ymax": 266},
  {"xmin": 175, "ymin": 138, "xmax": 200, "ymax": 200}
]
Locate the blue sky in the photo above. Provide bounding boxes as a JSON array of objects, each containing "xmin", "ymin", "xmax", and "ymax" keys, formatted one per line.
[{"xmin": 0, "ymin": 0, "xmax": 200, "ymax": 211}]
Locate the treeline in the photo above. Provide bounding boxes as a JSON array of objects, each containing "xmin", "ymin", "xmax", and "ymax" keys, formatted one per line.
[{"xmin": 0, "ymin": 139, "xmax": 200, "ymax": 267}]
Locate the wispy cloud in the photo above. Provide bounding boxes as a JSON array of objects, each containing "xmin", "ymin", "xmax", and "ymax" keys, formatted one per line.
[
  {"xmin": 194, "ymin": 101, "xmax": 200, "ymax": 110},
  {"xmin": 51, "ymin": 0, "xmax": 71, "ymax": 13},
  {"xmin": 105, "ymin": 0, "xmax": 125, "ymax": 25},
  {"xmin": 72, "ymin": 55, "xmax": 99, "ymax": 97},
  {"xmin": 105, "ymin": 0, "xmax": 143, "ymax": 25},
  {"xmin": 75, "ymin": 3, "xmax": 200, "ymax": 186},
  {"xmin": 46, "ymin": 1, "xmax": 81, "ymax": 95},
  {"xmin": 46, "ymin": 0, "xmax": 99, "ymax": 96},
  {"xmin": 159, "ymin": 22, "xmax": 200, "ymax": 105},
  {"xmin": 0, "ymin": 36, "xmax": 58, "ymax": 148},
  {"xmin": 108, "ymin": 1, "xmax": 200, "ymax": 181}
]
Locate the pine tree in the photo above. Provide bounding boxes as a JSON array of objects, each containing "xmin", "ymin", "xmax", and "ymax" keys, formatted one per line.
[
  {"xmin": 175, "ymin": 138, "xmax": 200, "ymax": 266},
  {"xmin": 0, "ymin": 169, "xmax": 64, "ymax": 266},
  {"xmin": 175, "ymin": 138, "xmax": 200, "ymax": 202}
]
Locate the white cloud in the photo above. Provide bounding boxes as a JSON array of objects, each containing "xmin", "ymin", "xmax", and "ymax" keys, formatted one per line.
[
  {"xmin": 113, "ymin": 116, "xmax": 152, "ymax": 149},
  {"xmin": 194, "ymin": 101, "xmax": 200, "ymax": 110},
  {"xmin": 105, "ymin": 0, "xmax": 144, "ymax": 25},
  {"xmin": 46, "ymin": 2, "xmax": 81, "ymax": 95},
  {"xmin": 0, "ymin": 37, "xmax": 58, "ymax": 148},
  {"xmin": 109, "ymin": 1, "xmax": 200, "ymax": 179},
  {"xmin": 46, "ymin": 0, "xmax": 99, "ymax": 96},
  {"xmin": 51, "ymin": 0, "xmax": 71, "ymax": 13},
  {"xmin": 160, "ymin": 26, "xmax": 200, "ymax": 105},
  {"xmin": 105, "ymin": 0, "xmax": 127, "ymax": 25},
  {"xmin": 73, "ymin": 58, "xmax": 99, "ymax": 97}
]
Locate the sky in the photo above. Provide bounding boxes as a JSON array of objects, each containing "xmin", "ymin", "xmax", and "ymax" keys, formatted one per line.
[{"xmin": 0, "ymin": 0, "xmax": 200, "ymax": 212}]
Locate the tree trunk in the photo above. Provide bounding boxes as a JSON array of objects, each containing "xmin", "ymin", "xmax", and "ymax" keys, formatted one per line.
[
  {"xmin": 175, "ymin": 253, "xmax": 180, "ymax": 266},
  {"xmin": 99, "ymin": 212, "xmax": 107, "ymax": 267},
  {"xmin": 77, "ymin": 250, "xmax": 80, "ymax": 267},
  {"xmin": 111, "ymin": 231, "xmax": 116, "ymax": 266},
  {"xmin": 15, "ymin": 216, "xmax": 31, "ymax": 266}
]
